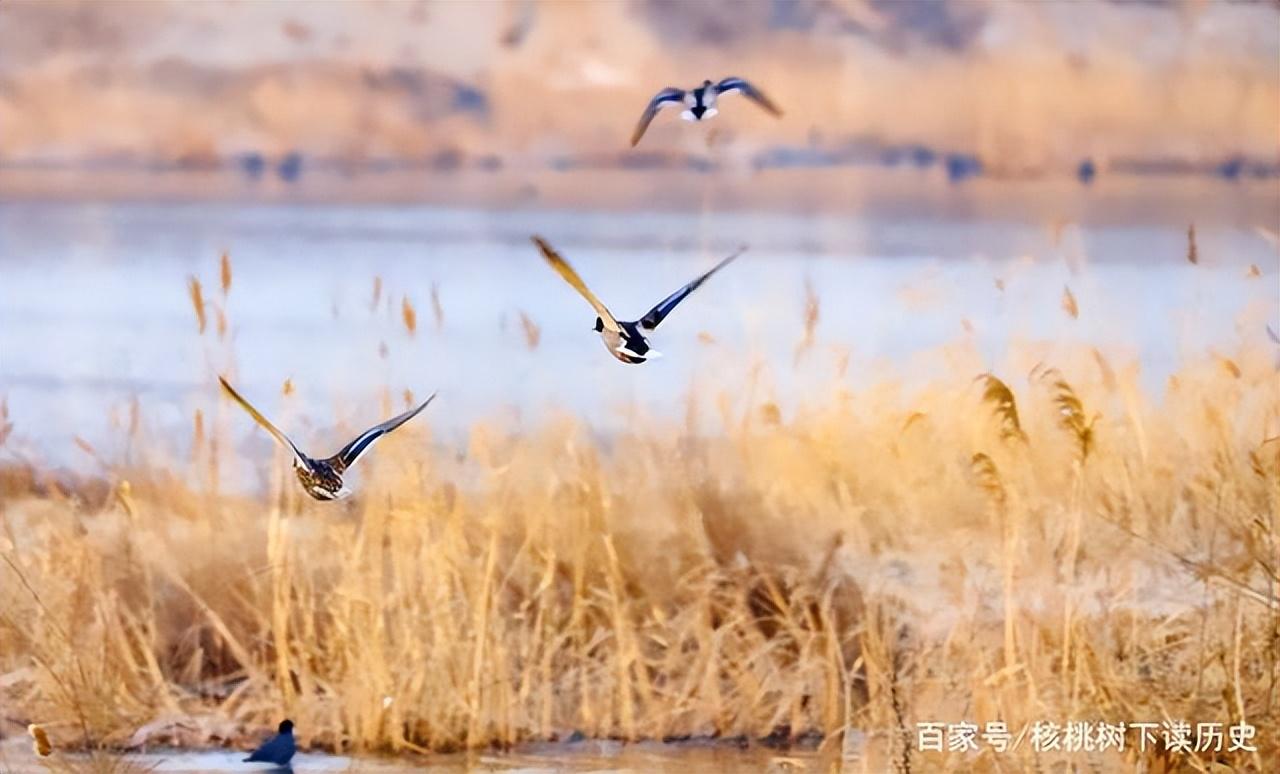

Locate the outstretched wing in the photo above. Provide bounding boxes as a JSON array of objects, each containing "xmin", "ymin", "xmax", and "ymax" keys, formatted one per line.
[
  {"xmin": 531, "ymin": 236, "xmax": 621, "ymax": 332},
  {"xmin": 714, "ymin": 77, "xmax": 782, "ymax": 116},
  {"xmin": 333, "ymin": 392, "xmax": 437, "ymax": 469},
  {"xmin": 639, "ymin": 246, "xmax": 746, "ymax": 331},
  {"xmin": 218, "ymin": 376, "xmax": 307, "ymax": 466},
  {"xmin": 630, "ymin": 87, "xmax": 685, "ymax": 147}
]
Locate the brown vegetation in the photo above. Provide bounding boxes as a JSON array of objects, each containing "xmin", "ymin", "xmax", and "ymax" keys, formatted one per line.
[
  {"xmin": 0, "ymin": 341, "xmax": 1275, "ymax": 769},
  {"xmin": 0, "ymin": 254, "xmax": 1275, "ymax": 770}
]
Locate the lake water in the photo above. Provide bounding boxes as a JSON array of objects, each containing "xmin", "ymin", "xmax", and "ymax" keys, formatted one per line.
[
  {"xmin": 0, "ymin": 195, "xmax": 1276, "ymax": 473},
  {"xmin": 0, "ymin": 737, "xmax": 831, "ymax": 773}
]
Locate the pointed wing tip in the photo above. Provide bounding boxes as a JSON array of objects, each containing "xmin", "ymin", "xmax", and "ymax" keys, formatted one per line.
[
  {"xmin": 532, "ymin": 235, "xmax": 564, "ymax": 263},
  {"xmin": 530, "ymin": 236, "xmax": 620, "ymax": 330},
  {"xmin": 531, "ymin": 235, "xmax": 555, "ymax": 256},
  {"xmin": 533, "ymin": 236, "xmax": 572, "ymax": 270},
  {"xmin": 630, "ymin": 115, "xmax": 653, "ymax": 147},
  {"xmin": 217, "ymin": 374, "xmax": 240, "ymax": 400},
  {"xmin": 754, "ymin": 95, "xmax": 783, "ymax": 117},
  {"xmin": 716, "ymin": 244, "xmax": 748, "ymax": 269},
  {"xmin": 721, "ymin": 77, "xmax": 782, "ymax": 116}
]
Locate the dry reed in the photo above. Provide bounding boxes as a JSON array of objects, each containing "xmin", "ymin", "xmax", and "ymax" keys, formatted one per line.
[
  {"xmin": 1060, "ymin": 284, "xmax": 1078, "ymax": 319},
  {"xmin": 401, "ymin": 295, "xmax": 417, "ymax": 336},
  {"xmin": 186, "ymin": 278, "xmax": 206, "ymax": 335},
  {"xmin": 219, "ymin": 252, "xmax": 232, "ymax": 296},
  {"xmin": 518, "ymin": 310, "xmax": 541, "ymax": 351},
  {"xmin": 0, "ymin": 289, "xmax": 1276, "ymax": 772},
  {"xmin": 430, "ymin": 282, "xmax": 445, "ymax": 331},
  {"xmin": 976, "ymin": 373, "xmax": 1028, "ymax": 445},
  {"xmin": 0, "ymin": 398, "xmax": 12, "ymax": 447}
]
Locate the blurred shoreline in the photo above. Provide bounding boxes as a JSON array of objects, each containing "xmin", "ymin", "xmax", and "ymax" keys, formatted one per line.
[
  {"xmin": 3, "ymin": 1, "xmax": 1277, "ymax": 185},
  {"xmin": 2, "ymin": 165, "xmax": 1277, "ymax": 228}
]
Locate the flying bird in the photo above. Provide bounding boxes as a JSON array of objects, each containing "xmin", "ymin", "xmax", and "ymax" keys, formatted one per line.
[
  {"xmin": 244, "ymin": 719, "xmax": 296, "ymax": 767},
  {"xmin": 219, "ymin": 376, "xmax": 435, "ymax": 500},
  {"xmin": 630, "ymin": 77, "xmax": 781, "ymax": 147},
  {"xmin": 531, "ymin": 236, "xmax": 744, "ymax": 364}
]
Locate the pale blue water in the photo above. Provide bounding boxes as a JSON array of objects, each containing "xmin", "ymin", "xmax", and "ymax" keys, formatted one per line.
[
  {"xmin": 0, "ymin": 736, "xmax": 832, "ymax": 772},
  {"xmin": 0, "ymin": 200, "xmax": 1276, "ymax": 473}
]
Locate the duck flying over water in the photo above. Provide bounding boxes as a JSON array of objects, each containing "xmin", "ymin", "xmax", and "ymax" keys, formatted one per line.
[
  {"xmin": 244, "ymin": 719, "xmax": 296, "ymax": 767},
  {"xmin": 219, "ymin": 376, "xmax": 435, "ymax": 501},
  {"xmin": 630, "ymin": 77, "xmax": 782, "ymax": 147},
  {"xmin": 531, "ymin": 236, "xmax": 744, "ymax": 364}
]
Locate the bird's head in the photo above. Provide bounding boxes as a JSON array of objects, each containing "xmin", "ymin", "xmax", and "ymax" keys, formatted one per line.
[
  {"xmin": 592, "ymin": 317, "xmax": 604, "ymax": 333},
  {"xmin": 278, "ymin": 720, "xmax": 294, "ymax": 734},
  {"xmin": 702, "ymin": 79, "xmax": 713, "ymax": 87}
]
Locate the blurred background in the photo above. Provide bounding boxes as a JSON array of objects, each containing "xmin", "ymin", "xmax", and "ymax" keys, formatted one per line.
[{"xmin": 1, "ymin": 0, "xmax": 1277, "ymax": 200}]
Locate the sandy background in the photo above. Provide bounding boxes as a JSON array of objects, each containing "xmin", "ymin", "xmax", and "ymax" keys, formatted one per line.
[{"xmin": 1, "ymin": 0, "xmax": 1277, "ymax": 186}]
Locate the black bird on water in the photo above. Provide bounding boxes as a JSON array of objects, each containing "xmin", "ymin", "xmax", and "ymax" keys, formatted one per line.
[
  {"xmin": 244, "ymin": 718, "xmax": 296, "ymax": 767},
  {"xmin": 531, "ymin": 236, "xmax": 745, "ymax": 365},
  {"xmin": 219, "ymin": 376, "xmax": 436, "ymax": 501},
  {"xmin": 630, "ymin": 77, "xmax": 782, "ymax": 146}
]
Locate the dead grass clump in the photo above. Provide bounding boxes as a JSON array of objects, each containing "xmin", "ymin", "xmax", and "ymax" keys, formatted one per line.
[{"xmin": 0, "ymin": 345, "xmax": 1276, "ymax": 770}]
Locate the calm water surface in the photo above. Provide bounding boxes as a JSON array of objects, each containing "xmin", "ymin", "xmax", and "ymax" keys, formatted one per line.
[
  {"xmin": 0, "ymin": 738, "xmax": 833, "ymax": 773},
  {"xmin": 0, "ymin": 200, "xmax": 1275, "ymax": 474}
]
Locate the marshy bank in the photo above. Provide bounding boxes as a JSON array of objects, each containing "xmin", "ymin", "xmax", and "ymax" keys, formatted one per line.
[
  {"xmin": 2, "ymin": 339, "xmax": 1276, "ymax": 770},
  {"xmin": 1, "ymin": 200, "xmax": 1277, "ymax": 771}
]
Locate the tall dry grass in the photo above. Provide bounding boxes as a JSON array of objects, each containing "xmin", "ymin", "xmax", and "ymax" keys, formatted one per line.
[{"xmin": 0, "ymin": 258, "xmax": 1276, "ymax": 772}]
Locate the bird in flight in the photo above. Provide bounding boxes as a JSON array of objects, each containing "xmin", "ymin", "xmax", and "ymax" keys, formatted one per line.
[
  {"xmin": 630, "ymin": 77, "xmax": 781, "ymax": 147},
  {"xmin": 219, "ymin": 376, "xmax": 435, "ymax": 500},
  {"xmin": 244, "ymin": 718, "xmax": 296, "ymax": 767},
  {"xmin": 531, "ymin": 236, "xmax": 744, "ymax": 364}
]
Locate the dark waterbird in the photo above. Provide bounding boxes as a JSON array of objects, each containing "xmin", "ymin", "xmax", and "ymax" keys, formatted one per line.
[
  {"xmin": 244, "ymin": 719, "xmax": 295, "ymax": 767},
  {"xmin": 219, "ymin": 376, "xmax": 436, "ymax": 500},
  {"xmin": 630, "ymin": 77, "xmax": 782, "ymax": 147},
  {"xmin": 531, "ymin": 235, "xmax": 744, "ymax": 365}
]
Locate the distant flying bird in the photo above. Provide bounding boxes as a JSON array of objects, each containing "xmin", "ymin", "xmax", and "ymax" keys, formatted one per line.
[
  {"xmin": 531, "ymin": 236, "xmax": 744, "ymax": 364},
  {"xmin": 219, "ymin": 376, "xmax": 435, "ymax": 501},
  {"xmin": 630, "ymin": 77, "xmax": 782, "ymax": 147},
  {"xmin": 244, "ymin": 719, "xmax": 296, "ymax": 767}
]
